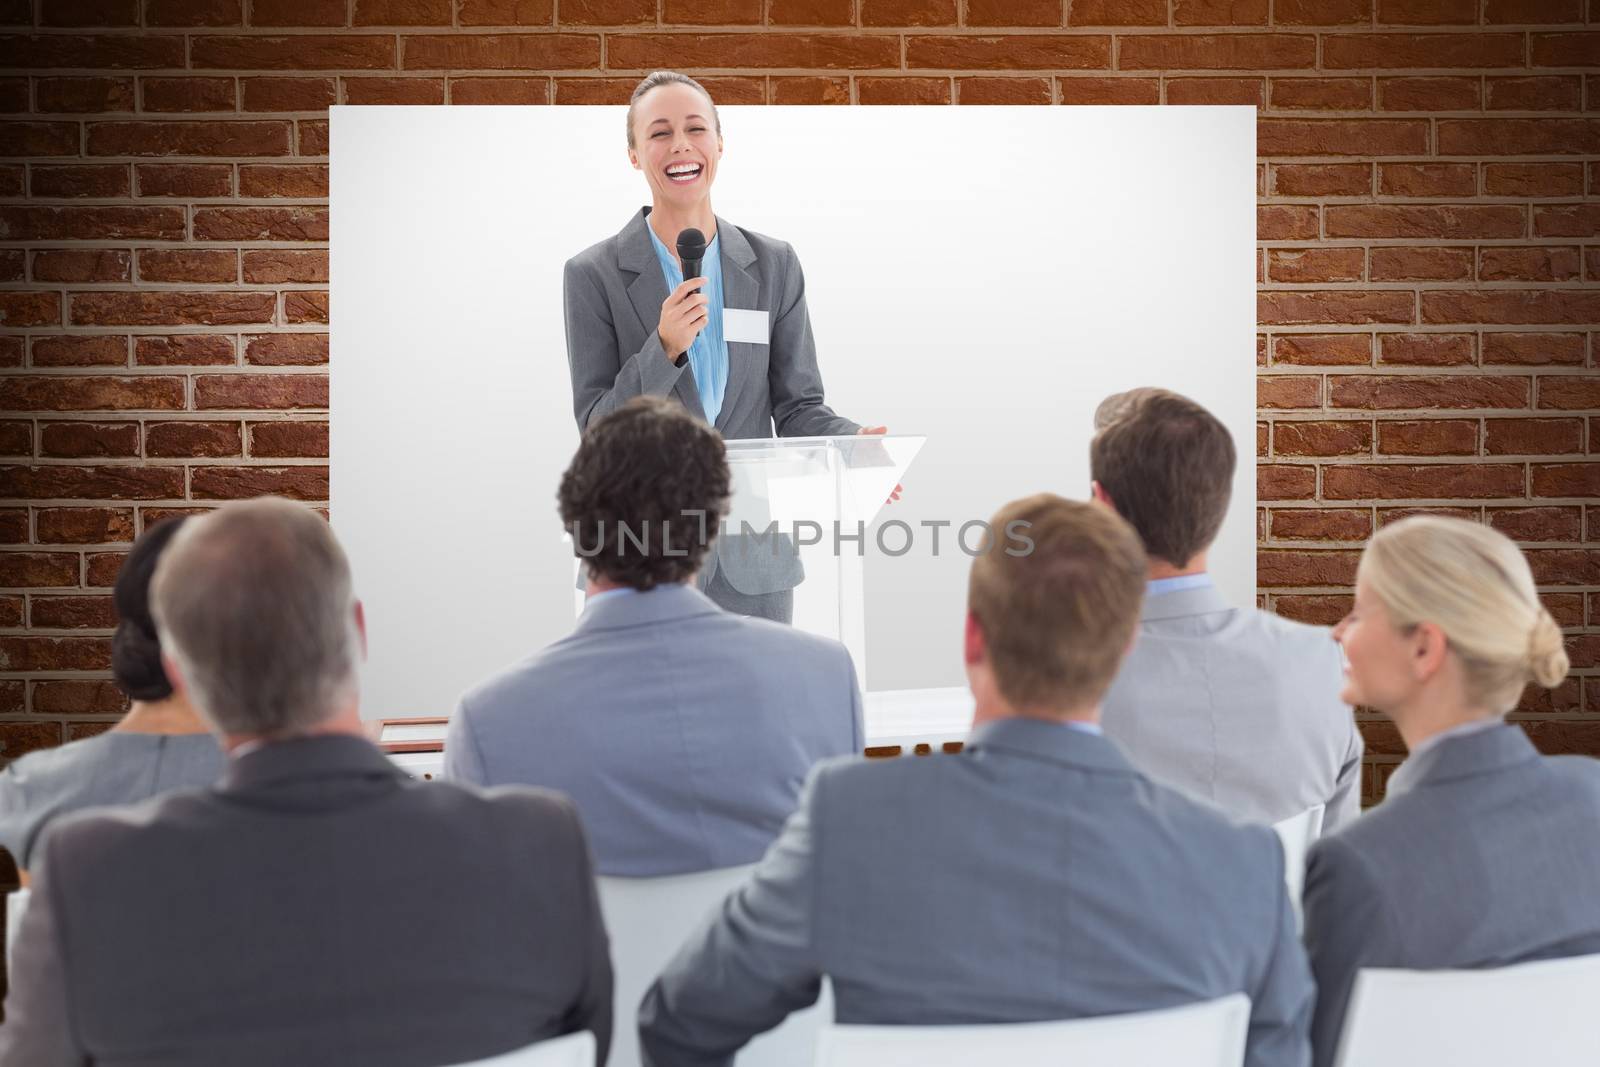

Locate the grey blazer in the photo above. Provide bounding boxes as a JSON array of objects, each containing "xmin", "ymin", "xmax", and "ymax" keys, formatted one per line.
[
  {"xmin": 1101, "ymin": 583, "xmax": 1364, "ymax": 831},
  {"xmin": 640, "ymin": 718, "xmax": 1313, "ymax": 1067},
  {"xmin": 1303, "ymin": 723, "xmax": 1600, "ymax": 1067},
  {"xmin": 445, "ymin": 584, "xmax": 863, "ymax": 877},
  {"xmin": 564, "ymin": 209, "xmax": 858, "ymax": 597},
  {"xmin": 0, "ymin": 736, "xmax": 612, "ymax": 1067}
]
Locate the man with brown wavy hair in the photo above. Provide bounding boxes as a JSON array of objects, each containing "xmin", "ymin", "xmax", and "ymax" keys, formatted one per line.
[{"xmin": 445, "ymin": 396, "xmax": 862, "ymax": 877}]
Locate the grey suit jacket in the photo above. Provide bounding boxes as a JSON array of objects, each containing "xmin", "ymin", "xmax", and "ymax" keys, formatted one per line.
[
  {"xmin": 445, "ymin": 584, "xmax": 863, "ymax": 877},
  {"xmin": 0, "ymin": 736, "xmax": 612, "ymax": 1067},
  {"xmin": 564, "ymin": 208, "xmax": 858, "ymax": 596},
  {"xmin": 1303, "ymin": 723, "xmax": 1600, "ymax": 1067},
  {"xmin": 1101, "ymin": 584, "xmax": 1364, "ymax": 831},
  {"xmin": 640, "ymin": 718, "xmax": 1313, "ymax": 1067}
]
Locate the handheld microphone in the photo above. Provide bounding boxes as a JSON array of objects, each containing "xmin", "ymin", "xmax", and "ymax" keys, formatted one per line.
[{"xmin": 676, "ymin": 228, "xmax": 707, "ymax": 292}]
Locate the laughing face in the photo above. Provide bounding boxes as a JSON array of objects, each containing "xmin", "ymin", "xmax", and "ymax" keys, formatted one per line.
[{"xmin": 628, "ymin": 82, "xmax": 722, "ymax": 210}]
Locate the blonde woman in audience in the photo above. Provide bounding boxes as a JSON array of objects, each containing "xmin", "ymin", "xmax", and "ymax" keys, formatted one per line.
[
  {"xmin": 1304, "ymin": 516, "xmax": 1598, "ymax": 1067},
  {"xmin": 0, "ymin": 517, "xmax": 223, "ymax": 876}
]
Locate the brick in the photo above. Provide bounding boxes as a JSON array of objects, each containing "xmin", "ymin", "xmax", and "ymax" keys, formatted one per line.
[
  {"xmin": 0, "ymin": 722, "xmax": 66, "ymax": 760},
  {"xmin": 449, "ymin": 78, "xmax": 550, "ymax": 105},
  {"xmin": 0, "ymin": 637, "xmax": 112, "ymax": 672},
  {"xmin": 136, "ymin": 163, "xmax": 232, "ymax": 198},
  {"xmin": 1378, "ymin": 333, "xmax": 1475, "ymax": 366},
  {"xmin": 0, "ymin": 464, "xmax": 184, "ymax": 499},
  {"xmin": 33, "ymin": 248, "xmax": 132, "ymax": 283},
  {"xmin": 1276, "ymin": 0, "xmax": 1370, "ymax": 23},
  {"xmin": 1267, "ymin": 247, "xmax": 1364, "ymax": 283},
  {"xmin": 1489, "ymin": 506, "xmax": 1582, "ymax": 542},
  {"xmin": 30, "ymin": 335, "xmax": 128, "ymax": 368},
  {"xmin": 1270, "ymin": 163, "xmax": 1370, "ymax": 196},
  {"xmin": 1438, "ymin": 119, "xmax": 1600, "ymax": 155},
  {"xmin": 858, "ymin": 78, "xmax": 951, "ymax": 104},
  {"xmin": 249, "ymin": 420, "xmax": 329, "ymax": 458},
  {"xmin": 244, "ymin": 333, "xmax": 328, "ymax": 366},
  {"xmin": 354, "ymin": 0, "xmax": 454, "ymax": 22},
  {"xmin": 0, "ymin": 553, "xmax": 79, "ymax": 587},
  {"xmin": 403, "ymin": 33, "xmax": 602, "ymax": 69},
  {"xmin": 0, "ymin": 248, "xmax": 23, "ymax": 281},
  {"xmin": 1071, "ymin": 0, "xmax": 1168, "ymax": 23},
  {"xmin": 1326, "ymin": 205, "xmax": 1524, "ymax": 239},
  {"xmin": 194, "ymin": 374, "xmax": 328, "ymax": 409},
  {"xmin": 555, "ymin": 0, "xmax": 653, "ymax": 21},
  {"xmin": 0, "ymin": 292, "xmax": 61, "ymax": 327},
  {"xmin": 138, "ymin": 249, "xmax": 237, "ymax": 284},
  {"xmin": 1421, "ymin": 291, "xmax": 1600, "ymax": 325},
  {"xmin": 0, "ymin": 35, "xmax": 185, "ymax": 69},
  {"xmin": 1483, "ymin": 163, "xmax": 1585, "ymax": 197},
  {"xmin": 1270, "ymin": 77, "xmax": 1371, "ymax": 111},
  {"xmin": 84, "ymin": 550, "xmax": 128, "ymax": 586},
  {"xmin": 193, "ymin": 35, "xmax": 396, "ymax": 70},
  {"xmin": 1486, "ymin": 0, "xmax": 1582, "ymax": 20},
  {"xmin": 1534, "ymin": 205, "xmax": 1600, "ymax": 238},
  {"xmin": 1378, "ymin": 162, "xmax": 1476, "ymax": 198},
  {"xmin": 1486, "ymin": 419, "xmax": 1586, "ymax": 456},
  {"xmin": 1531, "ymin": 463, "xmax": 1600, "ymax": 497},
  {"xmin": 0, "ymin": 121, "xmax": 80, "ymax": 156},
  {"xmin": 766, "ymin": 76, "xmax": 845, "ymax": 104},
  {"xmin": 88, "ymin": 121, "xmax": 291, "ymax": 158},
  {"xmin": 1274, "ymin": 420, "xmax": 1372, "ymax": 456},
  {"xmin": 1270, "ymin": 508, "xmax": 1371, "ymax": 541},
  {"xmin": 1324, "ymin": 34, "xmax": 1525, "ymax": 70},
  {"xmin": 34, "ymin": 77, "xmax": 135, "ymax": 114},
  {"xmin": 1258, "ymin": 119, "xmax": 1427, "ymax": 156},
  {"xmin": 1167, "ymin": 78, "xmax": 1264, "ymax": 106},
  {"xmin": 1479, "ymin": 246, "xmax": 1582, "ymax": 283},
  {"xmin": 1259, "ymin": 290, "xmax": 1414, "ymax": 325},
  {"xmin": 957, "ymin": 78, "xmax": 1051, "ymax": 104},
  {"xmin": 1530, "ymin": 32, "xmax": 1600, "ymax": 66},
  {"xmin": 859, "ymin": 0, "xmax": 958, "ymax": 25},
  {"xmin": 242, "ymin": 250, "xmax": 328, "ymax": 285},
  {"xmin": 1258, "ymin": 549, "xmax": 1361, "ymax": 587},
  {"xmin": 241, "ymin": 77, "xmax": 337, "ymax": 112},
  {"xmin": 1172, "ymin": 0, "xmax": 1269, "ymax": 24},
  {"xmin": 1273, "ymin": 334, "xmax": 1372, "ymax": 365},
  {"xmin": 344, "ymin": 77, "xmax": 445, "ymax": 105},
  {"xmin": 967, "ymin": 0, "xmax": 1058, "ymax": 25},
  {"xmin": 661, "ymin": 0, "xmax": 763, "ymax": 23},
  {"xmin": 139, "ymin": 506, "xmax": 215, "ymax": 528},
  {"xmin": 32, "ymin": 680, "xmax": 128, "ymax": 715},
  {"xmin": 1271, "ymin": 593, "xmax": 1353, "ymax": 625},
  {"xmin": 237, "ymin": 164, "xmax": 327, "ymax": 199},
  {"xmin": 285, "ymin": 291, "xmax": 329, "ymax": 324},
  {"xmin": 71, "ymin": 292, "xmax": 276, "ymax": 327},
  {"xmin": 135, "ymin": 335, "xmax": 236, "ymax": 366},
  {"xmin": 766, "ymin": 0, "xmax": 852, "ymax": 24},
  {"xmin": 145, "ymin": 419, "xmax": 241, "ymax": 458},
  {"xmin": 0, "ymin": 336, "xmax": 18, "ymax": 368},
  {"xmin": 1122, "ymin": 34, "xmax": 1314, "ymax": 70},
  {"xmin": 31, "ymin": 164, "xmax": 131, "ymax": 198},
  {"xmin": 1525, "ymin": 548, "xmax": 1600, "ymax": 584},
  {"xmin": 191, "ymin": 465, "xmax": 328, "ymax": 501},
  {"xmin": 0, "ymin": 206, "xmax": 185, "ymax": 241},
  {"xmin": 905, "ymin": 35, "xmax": 1110, "ymax": 70},
  {"xmin": 1481, "ymin": 333, "xmax": 1586, "ymax": 366},
  {"xmin": 40, "ymin": 421, "xmax": 140, "ymax": 459},
  {"xmin": 141, "ymin": 77, "xmax": 237, "ymax": 113},
  {"xmin": 1258, "ymin": 375, "xmax": 1321, "ymax": 408},
  {"xmin": 39, "ymin": 0, "xmax": 140, "ymax": 26},
  {"xmin": 31, "ymin": 596, "xmax": 117, "ymax": 630},
  {"xmin": 1259, "ymin": 205, "xmax": 1320, "ymax": 241},
  {"xmin": 298, "ymin": 122, "xmax": 328, "ymax": 154},
  {"xmin": 35, "ymin": 507, "xmax": 135, "ymax": 544},
  {"xmin": 193, "ymin": 207, "xmax": 327, "ymax": 241},
  {"xmin": 146, "ymin": 0, "xmax": 244, "ymax": 25},
  {"xmin": 0, "ymin": 379, "xmax": 167, "ymax": 417},
  {"xmin": 1487, "ymin": 76, "xmax": 1582, "ymax": 112},
  {"xmin": 1056, "ymin": 77, "xmax": 1160, "ymax": 104},
  {"xmin": 1258, "ymin": 464, "xmax": 1318, "ymax": 499},
  {"xmin": 1324, "ymin": 464, "xmax": 1525, "ymax": 500},
  {"xmin": 1331, "ymin": 374, "xmax": 1529, "ymax": 410},
  {"xmin": 1377, "ymin": 76, "xmax": 1480, "ymax": 111},
  {"xmin": 1369, "ymin": 245, "xmax": 1474, "ymax": 281},
  {"xmin": 1377, "ymin": 419, "xmax": 1477, "ymax": 456},
  {"xmin": 458, "ymin": 0, "xmax": 554, "ymax": 22},
  {"xmin": 0, "ymin": 422, "xmax": 29, "ymax": 456},
  {"xmin": 551, "ymin": 78, "xmax": 638, "ymax": 104},
  {"xmin": 1538, "ymin": 377, "xmax": 1600, "ymax": 410},
  {"xmin": 0, "ymin": 594, "xmax": 20, "ymax": 625},
  {"xmin": 245, "ymin": 0, "xmax": 346, "ymax": 26},
  {"xmin": 0, "ymin": 77, "xmax": 22, "ymax": 111}
]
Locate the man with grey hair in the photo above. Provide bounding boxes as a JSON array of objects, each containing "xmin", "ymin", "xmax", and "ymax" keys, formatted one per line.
[{"xmin": 0, "ymin": 497, "xmax": 613, "ymax": 1067}]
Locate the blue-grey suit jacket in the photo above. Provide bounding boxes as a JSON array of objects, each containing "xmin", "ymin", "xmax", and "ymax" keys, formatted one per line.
[
  {"xmin": 444, "ymin": 584, "xmax": 863, "ymax": 876},
  {"xmin": 640, "ymin": 717, "xmax": 1314, "ymax": 1067},
  {"xmin": 1303, "ymin": 723, "xmax": 1600, "ymax": 1067}
]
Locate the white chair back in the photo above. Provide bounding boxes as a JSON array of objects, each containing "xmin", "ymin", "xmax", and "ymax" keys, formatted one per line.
[
  {"xmin": 1271, "ymin": 804, "xmax": 1324, "ymax": 927},
  {"xmin": 813, "ymin": 993, "xmax": 1251, "ymax": 1067},
  {"xmin": 1335, "ymin": 953, "xmax": 1600, "ymax": 1067},
  {"xmin": 599, "ymin": 866, "xmax": 832, "ymax": 1067},
  {"xmin": 5, "ymin": 887, "xmax": 29, "ymax": 974},
  {"xmin": 445, "ymin": 1031, "xmax": 595, "ymax": 1067}
]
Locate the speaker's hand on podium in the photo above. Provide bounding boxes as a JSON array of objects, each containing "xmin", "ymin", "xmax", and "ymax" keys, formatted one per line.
[{"xmin": 857, "ymin": 426, "xmax": 903, "ymax": 504}]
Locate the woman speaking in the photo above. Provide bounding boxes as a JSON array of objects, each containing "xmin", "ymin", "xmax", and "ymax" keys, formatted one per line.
[{"xmin": 563, "ymin": 70, "xmax": 882, "ymax": 623}]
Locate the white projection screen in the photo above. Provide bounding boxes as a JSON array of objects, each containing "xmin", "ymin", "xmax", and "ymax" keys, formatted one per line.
[{"xmin": 331, "ymin": 105, "xmax": 1256, "ymax": 720}]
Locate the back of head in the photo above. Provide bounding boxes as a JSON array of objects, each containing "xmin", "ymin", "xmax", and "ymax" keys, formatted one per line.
[
  {"xmin": 151, "ymin": 497, "xmax": 359, "ymax": 738},
  {"xmin": 1361, "ymin": 516, "xmax": 1569, "ymax": 713},
  {"xmin": 560, "ymin": 395, "xmax": 731, "ymax": 590},
  {"xmin": 968, "ymin": 494, "xmax": 1148, "ymax": 712},
  {"xmin": 111, "ymin": 516, "xmax": 188, "ymax": 702},
  {"xmin": 1090, "ymin": 390, "xmax": 1235, "ymax": 568}
]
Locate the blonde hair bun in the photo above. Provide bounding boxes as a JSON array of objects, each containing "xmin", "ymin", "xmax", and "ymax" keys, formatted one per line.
[{"xmin": 1526, "ymin": 609, "xmax": 1570, "ymax": 690}]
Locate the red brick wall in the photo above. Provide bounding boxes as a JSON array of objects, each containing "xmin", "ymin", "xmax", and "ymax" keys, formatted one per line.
[{"xmin": 0, "ymin": 0, "xmax": 1596, "ymax": 804}]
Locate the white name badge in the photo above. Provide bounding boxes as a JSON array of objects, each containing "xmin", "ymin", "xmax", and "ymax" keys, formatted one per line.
[{"xmin": 723, "ymin": 308, "xmax": 770, "ymax": 345}]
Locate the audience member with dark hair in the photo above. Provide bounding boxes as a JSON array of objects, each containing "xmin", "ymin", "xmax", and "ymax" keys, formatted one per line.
[
  {"xmin": 1092, "ymin": 388, "xmax": 1364, "ymax": 831},
  {"xmin": 446, "ymin": 395, "xmax": 862, "ymax": 876},
  {"xmin": 0, "ymin": 517, "xmax": 223, "ymax": 872}
]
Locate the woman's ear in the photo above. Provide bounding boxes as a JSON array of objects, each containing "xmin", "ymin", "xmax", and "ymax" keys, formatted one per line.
[
  {"xmin": 628, "ymin": 146, "xmax": 639, "ymax": 170},
  {"xmin": 1410, "ymin": 621, "xmax": 1449, "ymax": 683}
]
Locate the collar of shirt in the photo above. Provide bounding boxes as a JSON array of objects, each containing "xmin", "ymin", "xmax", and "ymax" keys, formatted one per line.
[
  {"xmin": 1062, "ymin": 719, "xmax": 1103, "ymax": 737},
  {"xmin": 585, "ymin": 586, "xmax": 638, "ymax": 609},
  {"xmin": 1146, "ymin": 572, "xmax": 1214, "ymax": 597},
  {"xmin": 1402, "ymin": 716, "xmax": 1505, "ymax": 765}
]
